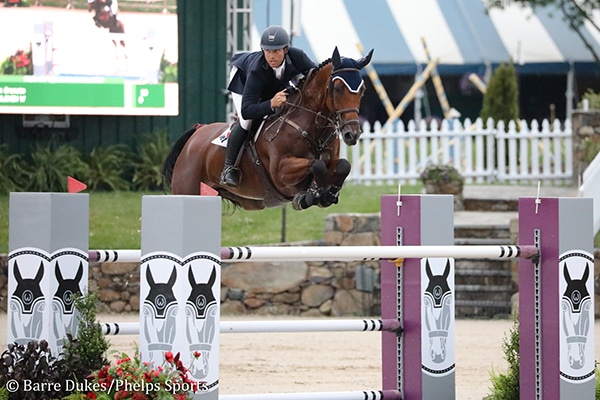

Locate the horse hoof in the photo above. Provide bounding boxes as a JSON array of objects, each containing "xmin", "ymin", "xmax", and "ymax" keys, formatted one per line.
[
  {"xmin": 292, "ymin": 194, "xmax": 304, "ymax": 210},
  {"xmin": 292, "ymin": 192, "xmax": 316, "ymax": 210}
]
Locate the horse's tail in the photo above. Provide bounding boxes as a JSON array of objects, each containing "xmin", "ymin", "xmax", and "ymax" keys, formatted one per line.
[{"xmin": 161, "ymin": 124, "xmax": 202, "ymax": 192}]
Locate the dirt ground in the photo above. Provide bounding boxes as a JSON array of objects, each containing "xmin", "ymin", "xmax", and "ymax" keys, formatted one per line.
[{"xmin": 6, "ymin": 314, "xmax": 600, "ymax": 399}]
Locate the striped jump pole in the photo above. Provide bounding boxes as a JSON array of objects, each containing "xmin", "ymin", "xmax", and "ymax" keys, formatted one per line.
[
  {"xmin": 102, "ymin": 318, "xmax": 401, "ymax": 336},
  {"xmin": 220, "ymin": 391, "xmax": 398, "ymax": 400},
  {"xmin": 90, "ymin": 245, "xmax": 538, "ymax": 264}
]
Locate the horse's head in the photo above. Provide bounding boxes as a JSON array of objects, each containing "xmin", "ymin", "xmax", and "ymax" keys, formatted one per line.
[
  {"xmin": 12, "ymin": 260, "xmax": 45, "ymax": 314},
  {"xmin": 423, "ymin": 259, "xmax": 453, "ymax": 364},
  {"xmin": 328, "ymin": 46, "xmax": 373, "ymax": 146},
  {"xmin": 425, "ymin": 259, "xmax": 452, "ymax": 308},
  {"xmin": 144, "ymin": 265, "xmax": 178, "ymax": 319},
  {"xmin": 561, "ymin": 262, "xmax": 592, "ymax": 370},
  {"xmin": 54, "ymin": 261, "xmax": 84, "ymax": 314},
  {"xmin": 186, "ymin": 266, "xmax": 217, "ymax": 319},
  {"xmin": 563, "ymin": 262, "xmax": 591, "ymax": 313}
]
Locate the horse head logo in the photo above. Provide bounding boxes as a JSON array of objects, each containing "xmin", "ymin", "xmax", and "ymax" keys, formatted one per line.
[
  {"xmin": 53, "ymin": 261, "xmax": 84, "ymax": 314},
  {"xmin": 52, "ymin": 261, "xmax": 84, "ymax": 349},
  {"xmin": 185, "ymin": 266, "xmax": 218, "ymax": 379},
  {"xmin": 423, "ymin": 259, "xmax": 453, "ymax": 364},
  {"xmin": 143, "ymin": 265, "xmax": 178, "ymax": 365},
  {"xmin": 145, "ymin": 265, "xmax": 178, "ymax": 318},
  {"xmin": 9, "ymin": 260, "xmax": 45, "ymax": 344},
  {"xmin": 561, "ymin": 262, "xmax": 592, "ymax": 370},
  {"xmin": 12, "ymin": 260, "xmax": 44, "ymax": 314}
]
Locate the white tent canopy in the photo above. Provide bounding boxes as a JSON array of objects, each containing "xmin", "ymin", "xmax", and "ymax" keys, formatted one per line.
[{"xmin": 251, "ymin": 0, "xmax": 600, "ymax": 74}]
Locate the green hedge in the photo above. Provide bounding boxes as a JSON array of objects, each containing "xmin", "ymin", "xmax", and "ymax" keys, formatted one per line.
[{"xmin": 0, "ymin": 129, "xmax": 170, "ymax": 194}]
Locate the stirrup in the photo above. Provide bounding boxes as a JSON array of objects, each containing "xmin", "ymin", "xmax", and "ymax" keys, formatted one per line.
[{"xmin": 220, "ymin": 165, "xmax": 241, "ymax": 188}]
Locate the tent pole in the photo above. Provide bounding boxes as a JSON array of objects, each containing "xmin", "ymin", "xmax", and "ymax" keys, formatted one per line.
[{"xmin": 566, "ymin": 61, "xmax": 574, "ymax": 121}]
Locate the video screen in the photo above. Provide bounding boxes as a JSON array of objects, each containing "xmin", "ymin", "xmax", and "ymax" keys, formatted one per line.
[{"xmin": 0, "ymin": 1, "xmax": 178, "ymax": 116}]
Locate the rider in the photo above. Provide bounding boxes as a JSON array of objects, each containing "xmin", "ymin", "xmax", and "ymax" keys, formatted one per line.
[
  {"xmin": 220, "ymin": 25, "xmax": 316, "ymax": 188},
  {"xmin": 88, "ymin": 0, "xmax": 119, "ymax": 27}
]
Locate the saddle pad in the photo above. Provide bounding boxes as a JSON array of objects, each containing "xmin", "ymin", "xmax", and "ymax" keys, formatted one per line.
[{"xmin": 210, "ymin": 120, "xmax": 266, "ymax": 148}]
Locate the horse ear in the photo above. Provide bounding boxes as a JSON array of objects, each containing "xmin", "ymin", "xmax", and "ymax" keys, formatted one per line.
[
  {"xmin": 582, "ymin": 263, "xmax": 590, "ymax": 282},
  {"xmin": 356, "ymin": 48, "xmax": 374, "ymax": 69},
  {"xmin": 55, "ymin": 261, "xmax": 64, "ymax": 282},
  {"xmin": 146, "ymin": 267, "xmax": 155, "ymax": 286},
  {"xmin": 35, "ymin": 261, "xmax": 44, "ymax": 283},
  {"xmin": 443, "ymin": 259, "xmax": 451, "ymax": 278},
  {"xmin": 168, "ymin": 265, "xmax": 177, "ymax": 286},
  {"xmin": 563, "ymin": 263, "xmax": 572, "ymax": 283},
  {"xmin": 33, "ymin": 261, "xmax": 44, "ymax": 283},
  {"xmin": 75, "ymin": 261, "xmax": 84, "ymax": 282},
  {"xmin": 208, "ymin": 266, "xmax": 217, "ymax": 287},
  {"xmin": 14, "ymin": 260, "xmax": 23, "ymax": 283},
  {"xmin": 188, "ymin": 267, "xmax": 196, "ymax": 284},
  {"xmin": 425, "ymin": 260, "xmax": 434, "ymax": 279},
  {"xmin": 332, "ymin": 46, "xmax": 341, "ymax": 68}
]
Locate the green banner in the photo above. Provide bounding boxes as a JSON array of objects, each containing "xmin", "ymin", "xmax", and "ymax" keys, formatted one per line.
[{"xmin": 0, "ymin": 76, "xmax": 166, "ymax": 109}]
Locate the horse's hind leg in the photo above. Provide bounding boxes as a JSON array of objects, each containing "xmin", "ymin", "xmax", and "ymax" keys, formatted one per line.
[{"xmin": 319, "ymin": 159, "xmax": 351, "ymax": 208}]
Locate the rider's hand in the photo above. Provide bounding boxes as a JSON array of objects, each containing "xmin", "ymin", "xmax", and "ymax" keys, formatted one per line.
[{"xmin": 270, "ymin": 89, "xmax": 287, "ymax": 109}]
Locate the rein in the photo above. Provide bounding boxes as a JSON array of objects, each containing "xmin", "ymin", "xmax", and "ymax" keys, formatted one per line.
[{"xmin": 266, "ymin": 65, "xmax": 363, "ymax": 156}]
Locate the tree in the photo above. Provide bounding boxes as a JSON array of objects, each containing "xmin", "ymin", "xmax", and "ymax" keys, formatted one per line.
[
  {"xmin": 480, "ymin": 61, "xmax": 519, "ymax": 126},
  {"xmin": 486, "ymin": 0, "xmax": 600, "ymax": 66}
]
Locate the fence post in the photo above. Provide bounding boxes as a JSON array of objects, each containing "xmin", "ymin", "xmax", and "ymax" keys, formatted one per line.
[
  {"xmin": 8, "ymin": 193, "xmax": 89, "ymax": 355},
  {"xmin": 380, "ymin": 194, "xmax": 455, "ymax": 399},
  {"xmin": 519, "ymin": 197, "xmax": 595, "ymax": 399},
  {"xmin": 139, "ymin": 195, "xmax": 222, "ymax": 399}
]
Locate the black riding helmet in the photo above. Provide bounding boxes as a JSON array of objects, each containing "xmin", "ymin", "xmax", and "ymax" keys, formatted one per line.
[{"xmin": 260, "ymin": 25, "xmax": 290, "ymax": 50}]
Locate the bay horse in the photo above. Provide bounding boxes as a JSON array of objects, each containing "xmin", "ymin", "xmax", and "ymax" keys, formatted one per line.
[
  {"xmin": 162, "ymin": 47, "xmax": 373, "ymax": 211},
  {"xmin": 88, "ymin": 0, "xmax": 126, "ymax": 54}
]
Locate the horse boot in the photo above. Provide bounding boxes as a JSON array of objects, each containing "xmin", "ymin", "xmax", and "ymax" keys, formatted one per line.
[{"xmin": 220, "ymin": 123, "xmax": 249, "ymax": 188}]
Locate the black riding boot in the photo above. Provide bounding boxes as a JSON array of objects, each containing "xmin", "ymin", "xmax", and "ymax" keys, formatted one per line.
[{"xmin": 220, "ymin": 123, "xmax": 249, "ymax": 188}]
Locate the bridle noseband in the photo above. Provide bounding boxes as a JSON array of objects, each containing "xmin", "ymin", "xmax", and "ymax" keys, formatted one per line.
[
  {"xmin": 328, "ymin": 67, "xmax": 364, "ymax": 131},
  {"xmin": 266, "ymin": 64, "xmax": 364, "ymax": 155}
]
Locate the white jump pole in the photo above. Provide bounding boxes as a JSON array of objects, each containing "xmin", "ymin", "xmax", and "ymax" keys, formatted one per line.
[
  {"xmin": 90, "ymin": 245, "xmax": 538, "ymax": 264},
  {"xmin": 102, "ymin": 318, "xmax": 401, "ymax": 335}
]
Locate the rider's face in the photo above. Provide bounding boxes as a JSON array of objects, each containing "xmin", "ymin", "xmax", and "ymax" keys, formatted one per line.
[{"xmin": 263, "ymin": 48, "xmax": 287, "ymax": 68}]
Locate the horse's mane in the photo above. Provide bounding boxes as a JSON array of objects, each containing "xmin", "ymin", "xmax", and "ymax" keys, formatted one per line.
[{"xmin": 296, "ymin": 58, "xmax": 332, "ymax": 90}]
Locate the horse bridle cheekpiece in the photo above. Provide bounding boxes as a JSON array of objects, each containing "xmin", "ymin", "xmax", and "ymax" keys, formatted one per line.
[{"xmin": 329, "ymin": 46, "xmax": 373, "ymax": 131}]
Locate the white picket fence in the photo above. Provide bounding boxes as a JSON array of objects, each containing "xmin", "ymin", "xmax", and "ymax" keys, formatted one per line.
[{"xmin": 340, "ymin": 117, "xmax": 573, "ymax": 185}]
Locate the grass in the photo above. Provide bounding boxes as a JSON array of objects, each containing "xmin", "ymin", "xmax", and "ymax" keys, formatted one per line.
[
  {"xmin": 0, "ymin": 184, "xmax": 415, "ymax": 253},
  {"xmin": 2, "ymin": 184, "xmax": 599, "ymax": 253}
]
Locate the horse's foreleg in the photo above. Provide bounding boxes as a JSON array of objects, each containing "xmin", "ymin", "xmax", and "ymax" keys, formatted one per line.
[
  {"xmin": 291, "ymin": 159, "xmax": 328, "ymax": 210},
  {"xmin": 319, "ymin": 159, "xmax": 351, "ymax": 208}
]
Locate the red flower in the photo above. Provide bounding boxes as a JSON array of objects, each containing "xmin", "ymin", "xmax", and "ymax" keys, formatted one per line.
[
  {"xmin": 164, "ymin": 351, "xmax": 174, "ymax": 363},
  {"xmin": 87, "ymin": 393, "xmax": 97, "ymax": 399},
  {"xmin": 193, "ymin": 351, "xmax": 201, "ymax": 359}
]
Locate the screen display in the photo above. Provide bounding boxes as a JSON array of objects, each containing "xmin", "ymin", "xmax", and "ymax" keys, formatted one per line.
[{"xmin": 0, "ymin": 2, "xmax": 178, "ymax": 116}]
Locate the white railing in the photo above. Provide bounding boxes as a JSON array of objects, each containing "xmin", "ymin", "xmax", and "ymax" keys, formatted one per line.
[{"xmin": 340, "ymin": 117, "xmax": 573, "ymax": 185}]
